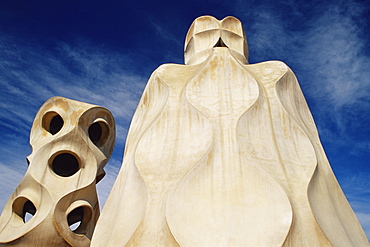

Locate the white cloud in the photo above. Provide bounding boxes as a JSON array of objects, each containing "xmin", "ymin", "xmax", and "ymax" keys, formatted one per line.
[
  {"xmin": 150, "ymin": 19, "xmax": 183, "ymax": 47},
  {"xmin": 0, "ymin": 36, "xmax": 147, "ymax": 142},
  {"xmin": 247, "ymin": 10, "xmax": 294, "ymax": 57},
  {"xmin": 299, "ymin": 1, "xmax": 370, "ymax": 130},
  {"xmin": 304, "ymin": 22, "xmax": 369, "ymax": 106}
]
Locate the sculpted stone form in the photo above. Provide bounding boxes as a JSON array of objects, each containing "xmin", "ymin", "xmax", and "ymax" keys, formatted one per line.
[
  {"xmin": 91, "ymin": 16, "xmax": 369, "ymax": 246},
  {"xmin": 0, "ymin": 96, "xmax": 115, "ymax": 246}
]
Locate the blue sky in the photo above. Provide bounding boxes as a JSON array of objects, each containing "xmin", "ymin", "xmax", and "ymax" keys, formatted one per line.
[{"xmin": 0, "ymin": 0, "xmax": 369, "ymax": 239}]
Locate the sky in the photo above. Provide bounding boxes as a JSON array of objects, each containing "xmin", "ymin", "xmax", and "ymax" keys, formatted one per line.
[{"xmin": 0, "ymin": 0, "xmax": 369, "ymax": 239}]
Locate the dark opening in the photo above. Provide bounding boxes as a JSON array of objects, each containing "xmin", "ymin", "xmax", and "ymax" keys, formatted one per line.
[
  {"xmin": 49, "ymin": 114, "xmax": 64, "ymax": 135},
  {"xmin": 52, "ymin": 153, "xmax": 79, "ymax": 177},
  {"xmin": 22, "ymin": 200, "xmax": 36, "ymax": 223},
  {"xmin": 67, "ymin": 207, "xmax": 85, "ymax": 233},
  {"xmin": 88, "ymin": 122, "xmax": 102, "ymax": 145},
  {"xmin": 214, "ymin": 38, "xmax": 228, "ymax": 48},
  {"xmin": 96, "ymin": 172, "xmax": 105, "ymax": 184}
]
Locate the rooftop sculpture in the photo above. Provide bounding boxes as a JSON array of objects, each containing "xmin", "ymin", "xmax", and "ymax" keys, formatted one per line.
[{"xmin": 0, "ymin": 97, "xmax": 115, "ymax": 246}]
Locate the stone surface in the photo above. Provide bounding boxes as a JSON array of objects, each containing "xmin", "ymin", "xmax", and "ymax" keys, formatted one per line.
[
  {"xmin": 0, "ymin": 96, "xmax": 115, "ymax": 246},
  {"xmin": 91, "ymin": 16, "xmax": 369, "ymax": 246}
]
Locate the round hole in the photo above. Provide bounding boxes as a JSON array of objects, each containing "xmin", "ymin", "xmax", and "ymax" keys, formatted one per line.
[
  {"xmin": 12, "ymin": 197, "xmax": 37, "ymax": 224},
  {"xmin": 42, "ymin": 111, "xmax": 64, "ymax": 135},
  {"xmin": 67, "ymin": 206, "xmax": 92, "ymax": 235},
  {"xmin": 88, "ymin": 121, "xmax": 109, "ymax": 147},
  {"xmin": 51, "ymin": 153, "xmax": 80, "ymax": 177}
]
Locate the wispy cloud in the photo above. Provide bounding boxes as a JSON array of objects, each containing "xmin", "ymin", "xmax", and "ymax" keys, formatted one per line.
[
  {"xmin": 150, "ymin": 19, "xmax": 183, "ymax": 46},
  {"xmin": 247, "ymin": 10, "xmax": 296, "ymax": 60},
  {"xmin": 148, "ymin": 18, "xmax": 185, "ymax": 63},
  {"xmin": 0, "ymin": 36, "xmax": 147, "ymax": 138},
  {"xmin": 302, "ymin": 1, "xmax": 370, "ymax": 108}
]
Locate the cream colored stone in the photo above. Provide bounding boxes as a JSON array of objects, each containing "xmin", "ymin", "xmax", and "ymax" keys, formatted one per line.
[
  {"xmin": 91, "ymin": 16, "xmax": 369, "ymax": 246},
  {"xmin": 0, "ymin": 96, "xmax": 115, "ymax": 246}
]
